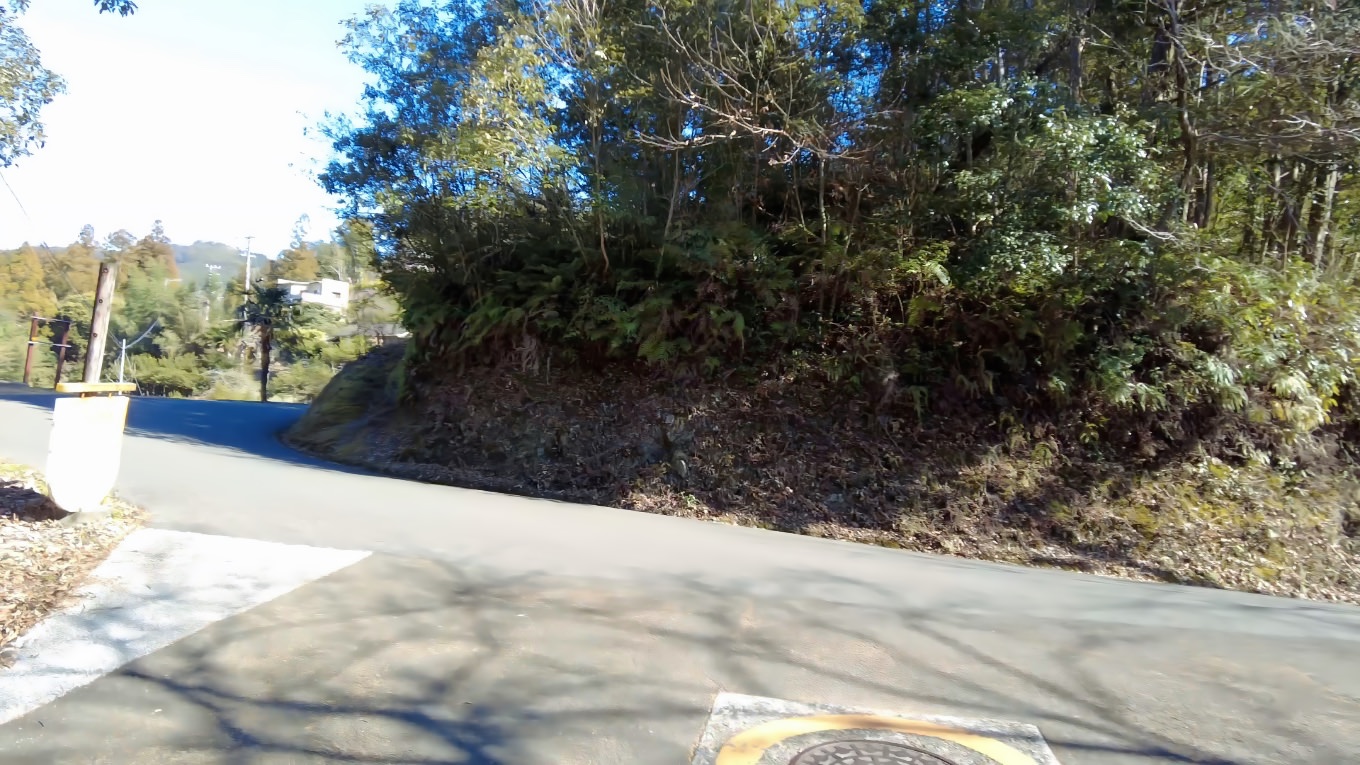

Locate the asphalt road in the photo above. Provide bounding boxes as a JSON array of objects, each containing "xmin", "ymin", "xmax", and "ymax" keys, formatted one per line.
[{"xmin": 1, "ymin": 384, "xmax": 1359, "ymax": 764}]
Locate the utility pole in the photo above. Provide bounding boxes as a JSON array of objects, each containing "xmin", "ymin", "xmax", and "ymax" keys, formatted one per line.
[
  {"xmin": 23, "ymin": 317, "xmax": 39, "ymax": 385},
  {"xmin": 204, "ymin": 263, "xmax": 221, "ymax": 324},
  {"xmin": 53, "ymin": 320, "xmax": 71, "ymax": 383},
  {"xmin": 242, "ymin": 236, "xmax": 255, "ymax": 291},
  {"xmin": 22, "ymin": 316, "xmax": 74, "ymax": 386},
  {"xmin": 83, "ymin": 261, "xmax": 118, "ymax": 384}
]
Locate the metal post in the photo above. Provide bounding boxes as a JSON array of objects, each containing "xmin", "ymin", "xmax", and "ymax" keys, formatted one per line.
[
  {"xmin": 22, "ymin": 316, "xmax": 38, "ymax": 385},
  {"xmin": 53, "ymin": 319, "xmax": 72, "ymax": 385},
  {"xmin": 243, "ymin": 236, "xmax": 254, "ymax": 291},
  {"xmin": 118, "ymin": 339, "xmax": 127, "ymax": 384},
  {"xmin": 84, "ymin": 261, "xmax": 118, "ymax": 384}
]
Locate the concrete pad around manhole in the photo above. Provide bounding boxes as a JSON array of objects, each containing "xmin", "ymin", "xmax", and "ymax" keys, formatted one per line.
[{"xmin": 691, "ymin": 693, "xmax": 1060, "ymax": 765}]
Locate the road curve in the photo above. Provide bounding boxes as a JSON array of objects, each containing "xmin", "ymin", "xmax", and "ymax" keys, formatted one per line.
[
  {"xmin": 3, "ymin": 385, "xmax": 1360, "ymax": 765},
  {"xmin": 1, "ymin": 384, "xmax": 1358, "ymax": 639}
]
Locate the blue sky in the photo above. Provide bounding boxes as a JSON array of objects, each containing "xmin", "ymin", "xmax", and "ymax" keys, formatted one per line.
[{"xmin": 0, "ymin": 0, "xmax": 389, "ymax": 255}]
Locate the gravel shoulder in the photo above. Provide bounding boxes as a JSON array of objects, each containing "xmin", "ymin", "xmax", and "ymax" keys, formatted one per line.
[{"xmin": 0, "ymin": 463, "xmax": 144, "ymax": 655}]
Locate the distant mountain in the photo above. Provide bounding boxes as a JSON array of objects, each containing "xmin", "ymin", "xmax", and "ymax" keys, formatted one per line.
[
  {"xmin": 172, "ymin": 241, "xmax": 244, "ymax": 275},
  {"xmin": 3, "ymin": 239, "xmax": 273, "ymax": 284}
]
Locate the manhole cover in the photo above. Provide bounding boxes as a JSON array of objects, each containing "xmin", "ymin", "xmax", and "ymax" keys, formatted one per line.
[{"xmin": 788, "ymin": 740, "xmax": 961, "ymax": 765}]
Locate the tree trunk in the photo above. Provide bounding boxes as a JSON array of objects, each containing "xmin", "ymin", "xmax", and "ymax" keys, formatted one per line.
[
  {"xmin": 663, "ymin": 108, "xmax": 683, "ymax": 244},
  {"xmin": 1241, "ymin": 170, "xmax": 1261, "ymax": 257},
  {"xmin": 1192, "ymin": 154, "xmax": 1215, "ymax": 229},
  {"xmin": 1067, "ymin": 0, "xmax": 1086, "ymax": 101},
  {"xmin": 1141, "ymin": 26, "xmax": 1172, "ymax": 108},
  {"xmin": 1272, "ymin": 162, "xmax": 1302, "ymax": 262},
  {"xmin": 259, "ymin": 327, "xmax": 272, "ymax": 403},
  {"xmin": 1305, "ymin": 163, "xmax": 1339, "ymax": 268}
]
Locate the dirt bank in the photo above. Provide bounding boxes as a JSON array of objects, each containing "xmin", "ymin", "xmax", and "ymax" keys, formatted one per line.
[{"xmin": 288, "ymin": 345, "xmax": 1360, "ymax": 604}]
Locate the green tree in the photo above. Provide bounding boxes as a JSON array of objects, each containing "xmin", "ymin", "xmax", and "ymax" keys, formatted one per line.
[
  {"xmin": 129, "ymin": 353, "xmax": 203, "ymax": 397},
  {"xmin": 45, "ymin": 225, "xmax": 101, "ymax": 298},
  {"xmin": 272, "ymin": 302, "xmax": 337, "ymax": 361},
  {"xmin": 312, "ymin": 241, "xmax": 349, "ymax": 282},
  {"xmin": 270, "ymin": 245, "xmax": 320, "ymax": 282},
  {"xmin": 1, "ymin": 1, "xmax": 136, "ymax": 166},
  {"xmin": 0, "ymin": 308, "xmax": 27, "ymax": 380},
  {"xmin": 323, "ymin": 0, "xmax": 1360, "ymax": 457},
  {"xmin": 111, "ymin": 266, "xmax": 176, "ymax": 344},
  {"xmin": 270, "ymin": 215, "xmax": 325, "ymax": 282},
  {"xmin": 0, "ymin": 7, "xmax": 62, "ymax": 167},
  {"xmin": 335, "ymin": 218, "xmax": 375, "ymax": 283},
  {"xmin": 235, "ymin": 285, "xmax": 300, "ymax": 403},
  {"xmin": 125, "ymin": 220, "xmax": 179, "ymax": 279},
  {"xmin": 0, "ymin": 243, "xmax": 56, "ymax": 317},
  {"xmin": 53, "ymin": 292, "xmax": 92, "ymax": 381}
]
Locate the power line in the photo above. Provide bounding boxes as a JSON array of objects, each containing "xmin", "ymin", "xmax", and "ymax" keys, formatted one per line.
[
  {"xmin": 0, "ymin": 170, "xmax": 30, "ymax": 220},
  {"xmin": 123, "ymin": 318, "xmax": 159, "ymax": 349},
  {"xmin": 0, "ymin": 168, "xmax": 81, "ymax": 298},
  {"xmin": 114, "ymin": 319, "xmax": 159, "ymax": 385}
]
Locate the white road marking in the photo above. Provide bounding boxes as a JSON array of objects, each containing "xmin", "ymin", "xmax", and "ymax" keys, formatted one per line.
[{"xmin": 0, "ymin": 528, "xmax": 370, "ymax": 725}]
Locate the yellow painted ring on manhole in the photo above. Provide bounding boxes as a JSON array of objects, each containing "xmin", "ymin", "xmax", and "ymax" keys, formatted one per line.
[{"xmin": 715, "ymin": 714, "xmax": 1039, "ymax": 765}]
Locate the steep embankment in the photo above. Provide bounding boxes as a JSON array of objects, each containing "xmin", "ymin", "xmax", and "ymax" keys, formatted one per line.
[{"xmin": 289, "ymin": 345, "xmax": 1360, "ymax": 604}]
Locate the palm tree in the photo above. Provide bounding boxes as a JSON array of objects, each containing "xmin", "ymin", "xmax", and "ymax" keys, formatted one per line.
[
  {"xmin": 236, "ymin": 285, "xmax": 293, "ymax": 402},
  {"xmin": 232, "ymin": 285, "xmax": 337, "ymax": 402}
]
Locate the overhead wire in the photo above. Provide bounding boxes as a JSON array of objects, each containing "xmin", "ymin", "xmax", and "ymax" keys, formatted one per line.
[
  {"xmin": 0, "ymin": 168, "xmax": 82, "ymax": 299},
  {"xmin": 114, "ymin": 318, "xmax": 159, "ymax": 391}
]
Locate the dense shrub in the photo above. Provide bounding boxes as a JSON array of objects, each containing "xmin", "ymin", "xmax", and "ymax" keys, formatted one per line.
[{"xmin": 324, "ymin": 0, "xmax": 1360, "ymax": 461}]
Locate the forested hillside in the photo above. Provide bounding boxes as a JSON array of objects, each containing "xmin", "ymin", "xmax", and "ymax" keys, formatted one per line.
[
  {"xmin": 171, "ymin": 241, "xmax": 244, "ymax": 275},
  {"xmin": 0, "ymin": 222, "xmax": 396, "ymax": 400},
  {"xmin": 310, "ymin": 0, "xmax": 1355, "ymax": 599}
]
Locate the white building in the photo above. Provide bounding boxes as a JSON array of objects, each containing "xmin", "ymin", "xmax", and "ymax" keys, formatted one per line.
[{"xmin": 276, "ymin": 278, "xmax": 351, "ymax": 311}]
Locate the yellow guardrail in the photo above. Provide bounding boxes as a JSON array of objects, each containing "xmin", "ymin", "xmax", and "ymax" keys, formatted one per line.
[{"xmin": 54, "ymin": 382, "xmax": 137, "ymax": 396}]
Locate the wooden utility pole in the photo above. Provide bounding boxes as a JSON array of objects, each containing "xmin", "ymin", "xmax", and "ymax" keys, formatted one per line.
[
  {"xmin": 52, "ymin": 319, "xmax": 72, "ymax": 383},
  {"xmin": 22, "ymin": 316, "xmax": 73, "ymax": 387},
  {"xmin": 22, "ymin": 317, "xmax": 39, "ymax": 385},
  {"xmin": 83, "ymin": 261, "xmax": 118, "ymax": 384}
]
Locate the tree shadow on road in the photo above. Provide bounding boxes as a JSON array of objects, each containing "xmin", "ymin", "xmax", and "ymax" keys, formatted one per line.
[{"xmin": 4, "ymin": 556, "xmax": 1356, "ymax": 764}]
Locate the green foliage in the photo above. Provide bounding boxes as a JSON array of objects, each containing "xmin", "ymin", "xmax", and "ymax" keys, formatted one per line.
[
  {"xmin": 314, "ymin": 0, "xmax": 1360, "ymax": 461},
  {"xmin": 0, "ymin": 222, "xmax": 366, "ymax": 401},
  {"xmin": 271, "ymin": 302, "xmax": 340, "ymax": 361},
  {"xmin": 0, "ymin": 309, "xmax": 29, "ymax": 380},
  {"xmin": 0, "ymin": 244, "xmax": 56, "ymax": 317},
  {"xmin": 129, "ymin": 353, "xmax": 203, "ymax": 397},
  {"xmin": 318, "ymin": 335, "xmax": 369, "ymax": 369},
  {"xmin": 203, "ymin": 369, "xmax": 258, "ymax": 402},
  {"xmin": 1, "ymin": 0, "xmax": 137, "ymax": 167},
  {"xmin": 270, "ymin": 245, "xmax": 321, "ymax": 282},
  {"xmin": 0, "ymin": 7, "xmax": 63, "ymax": 167},
  {"xmin": 123, "ymin": 221, "xmax": 179, "ymax": 280},
  {"xmin": 268, "ymin": 361, "xmax": 337, "ymax": 403}
]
